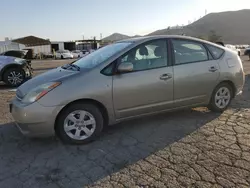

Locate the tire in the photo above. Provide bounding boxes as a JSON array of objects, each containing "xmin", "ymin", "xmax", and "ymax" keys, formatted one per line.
[
  {"xmin": 61, "ymin": 55, "xmax": 64, "ymax": 59},
  {"xmin": 55, "ymin": 103, "xmax": 104, "ymax": 144},
  {"xmin": 238, "ymin": 51, "xmax": 240, "ymax": 56},
  {"xmin": 3, "ymin": 67, "xmax": 25, "ymax": 87},
  {"xmin": 208, "ymin": 83, "xmax": 233, "ymax": 112}
]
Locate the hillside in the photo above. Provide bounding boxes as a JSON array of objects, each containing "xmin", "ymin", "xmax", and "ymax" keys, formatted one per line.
[
  {"xmin": 148, "ymin": 9, "xmax": 250, "ymax": 44},
  {"xmin": 103, "ymin": 10, "xmax": 250, "ymax": 44},
  {"xmin": 102, "ymin": 33, "xmax": 142, "ymax": 41},
  {"xmin": 102, "ymin": 33, "xmax": 130, "ymax": 41}
]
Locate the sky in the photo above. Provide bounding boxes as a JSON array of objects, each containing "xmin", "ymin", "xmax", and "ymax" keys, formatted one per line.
[{"xmin": 0, "ymin": 0, "xmax": 249, "ymax": 41}]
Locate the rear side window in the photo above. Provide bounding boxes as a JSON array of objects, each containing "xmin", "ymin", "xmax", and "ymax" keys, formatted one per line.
[
  {"xmin": 206, "ymin": 44, "xmax": 224, "ymax": 59},
  {"xmin": 172, "ymin": 39, "xmax": 208, "ymax": 65}
]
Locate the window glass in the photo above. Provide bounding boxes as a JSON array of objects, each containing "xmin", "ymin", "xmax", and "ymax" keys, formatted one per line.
[
  {"xmin": 172, "ymin": 39, "xmax": 208, "ymax": 65},
  {"xmin": 73, "ymin": 42, "xmax": 131, "ymax": 69},
  {"xmin": 206, "ymin": 44, "xmax": 224, "ymax": 59},
  {"xmin": 119, "ymin": 40, "xmax": 167, "ymax": 72}
]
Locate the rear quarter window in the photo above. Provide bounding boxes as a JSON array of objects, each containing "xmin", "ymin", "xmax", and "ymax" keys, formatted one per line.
[{"xmin": 206, "ymin": 44, "xmax": 225, "ymax": 59}]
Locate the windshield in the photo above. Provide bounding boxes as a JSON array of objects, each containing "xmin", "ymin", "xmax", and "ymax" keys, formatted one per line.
[{"xmin": 73, "ymin": 42, "xmax": 131, "ymax": 69}]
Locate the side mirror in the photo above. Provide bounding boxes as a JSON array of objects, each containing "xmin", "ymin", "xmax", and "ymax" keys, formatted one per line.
[{"xmin": 117, "ymin": 62, "xmax": 133, "ymax": 73}]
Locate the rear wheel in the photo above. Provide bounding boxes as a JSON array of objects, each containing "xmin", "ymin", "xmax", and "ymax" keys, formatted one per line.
[
  {"xmin": 208, "ymin": 83, "xmax": 233, "ymax": 112},
  {"xmin": 3, "ymin": 67, "xmax": 25, "ymax": 87},
  {"xmin": 55, "ymin": 103, "xmax": 104, "ymax": 144}
]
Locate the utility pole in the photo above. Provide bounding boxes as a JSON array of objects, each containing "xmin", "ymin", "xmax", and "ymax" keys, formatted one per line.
[{"xmin": 100, "ymin": 33, "xmax": 102, "ymax": 40}]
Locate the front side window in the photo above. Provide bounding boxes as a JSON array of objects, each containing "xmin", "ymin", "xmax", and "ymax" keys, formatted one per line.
[
  {"xmin": 73, "ymin": 42, "xmax": 131, "ymax": 69},
  {"xmin": 172, "ymin": 39, "xmax": 208, "ymax": 65},
  {"xmin": 119, "ymin": 40, "xmax": 168, "ymax": 72}
]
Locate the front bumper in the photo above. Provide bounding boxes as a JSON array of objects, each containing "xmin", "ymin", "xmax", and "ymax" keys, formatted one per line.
[{"xmin": 10, "ymin": 98, "xmax": 63, "ymax": 137}]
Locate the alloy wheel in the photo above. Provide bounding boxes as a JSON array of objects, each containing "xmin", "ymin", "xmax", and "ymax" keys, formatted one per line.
[
  {"xmin": 7, "ymin": 71, "xmax": 24, "ymax": 86},
  {"xmin": 215, "ymin": 87, "xmax": 231, "ymax": 109},
  {"xmin": 63, "ymin": 110, "xmax": 96, "ymax": 140}
]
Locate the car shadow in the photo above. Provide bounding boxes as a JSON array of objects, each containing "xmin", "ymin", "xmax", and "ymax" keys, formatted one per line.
[
  {"xmin": 231, "ymin": 74, "xmax": 250, "ymax": 109},
  {"xmin": 0, "ymin": 82, "xmax": 17, "ymax": 91},
  {"xmin": 0, "ymin": 108, "xmax": 220, "ymax": 187},
  {"xmin": 0, "ymin": 76, "xmax": 249, "ymax": 187}
]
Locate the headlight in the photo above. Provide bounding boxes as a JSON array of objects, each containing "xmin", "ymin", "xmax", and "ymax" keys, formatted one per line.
[{"xmin": 21, "ymin": 82, "xmax": 61, "ymax": 104}]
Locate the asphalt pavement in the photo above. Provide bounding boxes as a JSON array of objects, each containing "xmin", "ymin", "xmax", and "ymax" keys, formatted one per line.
[{"xmin": 0, "ymin": 57, "xmax": 249, "ymax": 188}]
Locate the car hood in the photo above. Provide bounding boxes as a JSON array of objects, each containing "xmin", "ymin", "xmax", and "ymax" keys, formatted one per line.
[
  {"xmin": 0, "ymin": 56, "xmax": 25, "ymax": 66},
  {"xmin": 17, "ymin": 67, "xmax": 79, "ymax": 97}
]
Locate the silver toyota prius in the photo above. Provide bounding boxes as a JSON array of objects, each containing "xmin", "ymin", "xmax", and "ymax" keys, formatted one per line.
[{"xmin": 10, "ymin": 35, "xmax": 245, "ymax": 144}]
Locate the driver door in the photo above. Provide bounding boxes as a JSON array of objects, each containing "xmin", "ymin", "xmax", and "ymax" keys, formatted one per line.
[{"xmin": 112, "ymin": 39, "xmax": 174, "ymax": 119}]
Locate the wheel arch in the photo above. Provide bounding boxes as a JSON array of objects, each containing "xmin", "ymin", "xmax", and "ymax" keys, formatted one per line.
[
  {"xmin": 215, "ymin": 80, "xmax": 236, "ymax": 98},
  {"xmin": 54, "ymin": 98, "xmax": 109, "ymax": 131},
  {"xmin": 0, "ymin": 64, "xmax": 24, "ymax": 80}
]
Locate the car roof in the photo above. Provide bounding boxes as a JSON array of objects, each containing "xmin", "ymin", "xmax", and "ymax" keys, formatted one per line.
[
  {"xmin": 117, "ymin": 35, "xmax": 225, "ymax": 49},
  {"xmin": 117, "ymin": 35, "xmax": 202, "ymax": 42}
]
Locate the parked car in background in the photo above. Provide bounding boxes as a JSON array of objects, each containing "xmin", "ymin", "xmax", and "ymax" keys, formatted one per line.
[
  {"xmin": 10, "ymin": 35, "xmax": 245, "ymax": 144},
  {"xmin": 34, "ymin": 52, "xmax": 54, "ymax": 59},
  {"xmin": 55, "ymin": 50, "xmax": 73, "ymax": 59},
  {"xmin": 71, "ymin": 50, "xmax": 81, "ymax": 58},
  {"xmin": 80, "ymin": 50, "xmax": 89, "ymax": 58},
  {"xmin": 244, "ymin": 46, "xmax": 250, "ymax": 56},
  {"xmin": 225, "ymin": 44, "xmax": 241, "ymax": 56},
  {"xmin": 0, "ymin": 49, "xmax": 33, "ymax": 71},
  {"xmin": 1, "ymin": 50, "xmax": 27, "ymax": 58},
  {"xmin": 0, "ymin": 56, "xmax": 32, "ymax": 87},
  {"xmin": 0, "ymin": 49, "xmax": 32, "ymax": 64}
]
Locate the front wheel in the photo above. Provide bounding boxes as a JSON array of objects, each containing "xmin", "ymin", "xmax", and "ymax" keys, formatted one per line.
[
  {"xmin": 208, "ymin": 83, "xmax": 233, "ymax": 112},
  {"xmin": 55, "ymin": 103, "xmax": 104, "ymax": 144},
  {"xmin": 3, "ymin": 67, "xmax": 25, "ymax": 87}
]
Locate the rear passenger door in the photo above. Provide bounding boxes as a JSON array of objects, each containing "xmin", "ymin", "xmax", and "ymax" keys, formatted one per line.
[{"xmin": 171, "ymin": 38, "xmax": 220, "ymax": 107}]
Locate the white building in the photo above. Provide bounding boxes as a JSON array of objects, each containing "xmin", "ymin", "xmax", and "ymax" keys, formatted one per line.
[
  {"xmin": 0, "ymin": 40, "xmax": 25, "ymax": 53},
  {"xmin": 12, "ymin": 36, "xmax": 52, "ymax": 57},
  {"xmin": 51, "ymin": 41, "xmax": 76, "ymax": 51}
]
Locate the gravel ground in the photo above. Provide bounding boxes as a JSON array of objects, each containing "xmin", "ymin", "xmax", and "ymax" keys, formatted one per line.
[{"xmin": 0, "ymin": 57, "xmax": 249, "ymax": 188}]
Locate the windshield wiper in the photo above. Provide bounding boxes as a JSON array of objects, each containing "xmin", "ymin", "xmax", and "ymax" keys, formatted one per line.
[
  {"xmin": 61, "ymin": 64, "xmax": 80, "ymax": 71},
  {"xmin": 69, "ymin": 64, "xmax": 80, "ymax": 71}
]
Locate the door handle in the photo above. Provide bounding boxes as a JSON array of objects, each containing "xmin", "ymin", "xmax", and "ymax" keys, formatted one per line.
[
  {"xmin": 209, "ymin": 66, "xmax": 218, "ymax": 72},
  {"xmin": 160, "ymin": 73, "xmax": 172, "ymax": 80}
]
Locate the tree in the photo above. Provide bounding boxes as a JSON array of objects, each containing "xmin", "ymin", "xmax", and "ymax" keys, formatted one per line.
[{"xmin": 208, "ymin": 30, "xmax": 222, "ymax": 42}]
